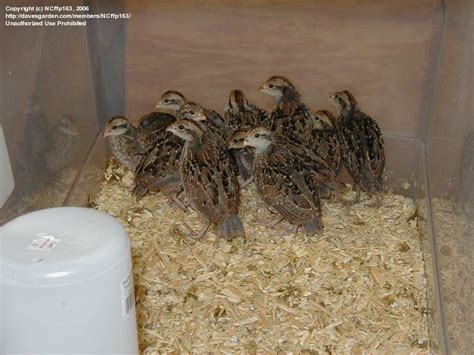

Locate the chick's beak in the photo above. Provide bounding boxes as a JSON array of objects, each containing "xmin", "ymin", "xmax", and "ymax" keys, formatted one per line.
[
  {"xmin": 155, "ymin": 101, "xmax": 162, "ymax": 109},
  {"xmin": 103, "ymin": 129, "xmax": 111, "ymax": 138},
  {"xmin": 242, "ymin": 138, "xmax": 250, "ymax": 147},
  {"xmin": 165, "ymin": 126, "xmax": 174, "ymax": 133},
  {"xmin": 259, "ymin": 85, "xmax": 265, "ymax": 92}
]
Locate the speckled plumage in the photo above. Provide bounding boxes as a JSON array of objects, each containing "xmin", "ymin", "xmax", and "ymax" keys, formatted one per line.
[
  {"xmin": 132, "ymin": 91, "xmax": 189, "ymax": 199},
  {"xmin": 228, "ymin": 130, "xmax": 255, "ymax": 181},
  {"xmin": 224, "ymin": 90, "xmax": 271, "ymax": 180},
  {"xmin": 178, "ymin": 102, "xmax": 239, "ymax": 175},
  {"xmin": 156, "ymin": 90, "xmax": 229, "ymax": 137},
  {"xmin": 13, "ymin": 107, "xmax": 80, "ymax": 201},
  {"xmin": 155, "ymin": 90, "xmax": 188, "ymax": 115},
  {"xmin": 138, "ymin": 110, "xmax": 176, "ymax": 131},
  {"xmin": 285, "ymin": 110, "xmax": 342, "ymax": 178},
  {"xmin": 135, "ymin": 96, "xmax": 232, "ymax": 200},
  {"xmin": 133, "ymin": 131, "xmax": 183, "ymax": 199},
  {"xmin": 260, "ymin": 76, "xmax": 326, "ymax": 138},
  {"xmin": 224, "ymin": 89, "xmax": 271, "ymax": 131},
  {"xmin": 243, "ymin": 127, "xmax": 323, "ymax": 236},
  {"xmin": 46, "ymin": 116, "xmax": 80, "ymax": 172},
  {"xmin": 23, "ymin": 96, "xmax": 49, "ymax": 163},
  {"xmin": 167, "ymin": 119, "xmax": 244, "ymax": 240},
  {"xmin": 330, "ymin": 90, "xmax": 385, "ymax": 202},
  {"xmin": 103, "ymin": 116, "xmax": 156, "ymax": 172},
  {"xmin": 132, "ymin": 112, "xmax": 183, "ymax": 199}
]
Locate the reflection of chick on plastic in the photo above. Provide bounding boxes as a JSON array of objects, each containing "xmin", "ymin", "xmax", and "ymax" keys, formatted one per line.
[
  {"xmin": 23, "ymin": 95, "xmax": 49, "ymax": 164},
  {"xmin": 14, "ymin": 96, "xmax": 50, "ymax": 195},
  {"xmin": 10, "ymin": 96, "xmax": 81, "ymax": 210},
  {"xmin": 46, "ymin": 115, "xmax": 80, "ymax": 173}
]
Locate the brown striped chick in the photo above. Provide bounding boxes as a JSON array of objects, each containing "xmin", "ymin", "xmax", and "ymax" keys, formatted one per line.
[
  {"xmin": 329, "ymin": 90, "xmax": 385, "ymax": 205},
  {"xmin": 158, "ymin": 92, "xmax": 229, "ymax": 137},
  {"xmin": 103, "ymin": 116, "xmax": 155, "ymax": 171},
  {"xmin": 224, "ymin": 89, "xmax": 271, "ymax": 131},
  {"xmin": 228, "ymin": 130, "xmax": 255, "ymax": 186},
  {"xmin": 178, "ymin": 101, "xmax": 229, "ymax": 143},
  {"xmin": 132, "ymin": 90, "xmax": 187, "ymax": 202},
  {"xmin": 166, "ymin": 119, "xmax": 244, "ymax": 241},
  {"xmin": 132, "ymin": 118, "xmax": 184, "ymax": 207},
  {"xmin": 243, "ymin": 127, "xmax": 323, "ymax": 236},
  {"xmin": 45, "ymin": 115, "xmax": 80, "ymax": 173},
  {"xmin": 155, "ymin": 90, "xmax": 187, "ymax": 115},
  {"xmin": 288, "ymin": 110, "xmax": 342, "ymax": 179},
  {"xmin": 224, "ymin": 89, "xmax": 271, "ymax": 182},
  {"xmin": 260, "ymin": 75, "xmax": 327, "ymax": 138}
]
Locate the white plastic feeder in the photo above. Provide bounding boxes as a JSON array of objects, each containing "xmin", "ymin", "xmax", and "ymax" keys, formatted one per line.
[{"xmin": 0, "ymin": 207, "xmax": 139, "ymax": 354}]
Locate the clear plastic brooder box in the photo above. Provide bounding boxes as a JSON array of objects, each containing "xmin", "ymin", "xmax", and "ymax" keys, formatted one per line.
[{"xmin": 1, "ymin": 1, "xmax": 473, "ymax": 353}]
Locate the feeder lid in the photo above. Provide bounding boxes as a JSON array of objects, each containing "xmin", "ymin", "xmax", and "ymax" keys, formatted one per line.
[{"xmin": 0, "ymin": 207, "xmax": 130, "ymax": 286}]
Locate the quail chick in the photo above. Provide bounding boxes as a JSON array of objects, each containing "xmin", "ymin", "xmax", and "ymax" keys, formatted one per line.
[
  {"xmin": 132, "ymin": 90, "xmax": 187, "ymax": 201},
  {"xmin": 224, "ymin": 89, "xmax": 271, "ymax": 182},
  {"xmin": 260, "ymin": 75, "xmax": 326, "ymax": 137},
  {"xmin": 133, "ymin": 143, "xmax": 183, "ymax": 198},
  {"xmin": 157, "ymin": 91, "xmax": 228, "ymax": 134},
  {"xmin": 275, "ymin": 111, "xmax": 345, "ymax": 199},
  {"xmin": 15, "ymin": 110, "xmax": 80, "ymax": 198},
  {"xmin": 103, "ymin": 116, "xmax": 155, "ymax": 171},
  {"xmin": 312, "ymin": 110, "xmax": 341, "ymax": 176},
  {"xmin": 224, "ymin": 89, "xmax": 271, "ymax": 131},
  {"xmin": 288, "ymin": 110, "xmax": 342, "ymax": 178},
  {"xmin": 112, "ymin": 91, "xmax": 182, "ymax": 138},
  {"xmin": 155, "ymin": 90, "xmax": 188, "ymax": 115},
  {"xmin": 178, "ymin": 102, "xmax": 240, "ymax": 176},
  {"xmin": 132, "ymin": 113, "xmax": 184, "ymax": 203},
  {"xmin": 14, "ymin": 96, "xmax": 50, "ymax": 192},
  {"xmin": 131, "ymin": 91, "xmax": 184, "ymax": 199},
  {"xmin": 243, "ymin": 127, "xmax": 323, "ymax": 236},
  {"xmin": 45, "ymin": 115, "xmax": 80, "ymax": 173},
  {"xmin": 178, "ymin": 101, "xmax": 229, "ymax": 142},
  {"xmin": 329, "ymin": 90, "xmax": 385, "ymax": 204},
  {"xmin": 23, "ymin": 95, "xmax": 49, "ymax": 162},
  {"xmin": 166, "ymin": 119, "xmax": 244, "ymax": 241},
  {"xmin": 228, "ymin": 130, "xmax": 255, "ymax": 184},
  {"xmin": 138, "ymin": 109, "xmax": 176, "ymax": 132},
  {"xmin": 315, "ymin": 109, "xmax": 337, "ymax": 128}
]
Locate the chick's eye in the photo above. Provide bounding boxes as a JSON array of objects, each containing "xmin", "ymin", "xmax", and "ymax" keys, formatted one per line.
[
  {"xmin": 255, "ymin": 133, "xmax": 260, "ymax": 138},
  {"xmin": 164, "ymin": 99, "xmax": 169, "ymax": 103},
  {"xmin": 178, "ymin": 125, "xmax": 184, "ymax": 130},
  {"xmin": 112, "ymin": 125, "xmax": 117, "ymax": 129},
  {"xmin": 190, "ymin": 111, "xmax": 195, "ymax": 115},
  {"xmin": 269, "ymin": 84, "xmax": 275, "ymax": 89}
]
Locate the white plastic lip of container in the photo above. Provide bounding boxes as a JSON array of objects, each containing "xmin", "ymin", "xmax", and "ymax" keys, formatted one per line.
[
  {"xmin": 0, "ymin": 207, "xmax": 139, "ymax": 354},
  {"xmin": 0, "ymin": 125, "xmax": 14, "ymax": 208}
]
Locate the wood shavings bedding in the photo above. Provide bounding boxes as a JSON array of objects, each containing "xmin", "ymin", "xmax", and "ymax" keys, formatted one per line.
[
  {"xmin": 0, "ymin": 168, "xmax": 78, "ymax": 224},
  {"xmin": 93, "ymin": 163, "xmax": 430, "ymax": 353},
  {"xmin": 430, "ymin": 198, "xmax": 474, "ymax": 354}
]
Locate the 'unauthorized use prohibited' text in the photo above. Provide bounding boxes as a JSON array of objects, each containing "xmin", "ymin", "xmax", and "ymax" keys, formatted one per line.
[{"xmin": 5, "ymin": 5, "xmax": 131, "ymax": 27}]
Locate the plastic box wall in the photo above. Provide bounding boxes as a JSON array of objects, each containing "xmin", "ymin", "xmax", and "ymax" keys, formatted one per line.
[{"xmin": 1, "ymin": 1, "xmax": 473, "ymax": 353}]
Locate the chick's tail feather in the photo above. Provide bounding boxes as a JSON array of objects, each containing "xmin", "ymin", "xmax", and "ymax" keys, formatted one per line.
[{"xmin": 218, "ymin": 214, "xmax": 245, "ymax": 240}]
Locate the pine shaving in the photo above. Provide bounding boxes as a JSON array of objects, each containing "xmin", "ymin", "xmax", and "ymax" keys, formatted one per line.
[{"xmin": 93, "ymin": 163, "xmax": 431, "ymax": 353}]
